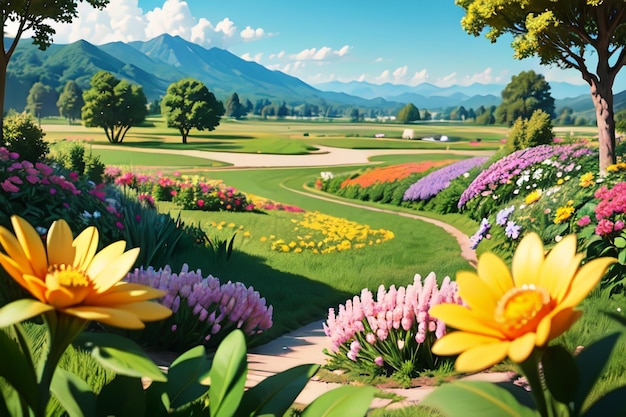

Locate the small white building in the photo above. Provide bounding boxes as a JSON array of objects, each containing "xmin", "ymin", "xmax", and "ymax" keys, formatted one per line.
[{"xmin": 402, "ymin": 129, "xmax": 415, "ymax": 140}]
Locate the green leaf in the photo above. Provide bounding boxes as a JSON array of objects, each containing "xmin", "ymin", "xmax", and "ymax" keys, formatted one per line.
[
  {"xmin": 0, "ymin": 299, "xmax": 54, "ymax": 327},
  {"xmin": 143, "ymin": 381, "xmax": 169, "ymax": 417},
  {"xmin": 574, "ymin": 332, "xmax": 620, "ymax": 414},
  {"xmin": 542, "ymin": 345, "xmax": 578, "ymax": 403},
  {"xmin": 96, "ymin": 375, "xmax": 146, "ymax": 417},
  {"xmin": 582, "ymin": 385, "xmax": 626, "ymax": 417},
  {"xmin": 0, "ymin": 328, "xmax": 39, "ymax": 410},
  {"xmin": 300, "ymin": 385, "xmax": 377, "ymax": 417},
  {"xmin": 209, "ymin": 329, "xmax": 248, "ymax": 417},
  {"xmin": 419, "ymin": 381, "xmax": 538, "ymax": 417},
  {"xmin": 614, "ymin": 237, "xmax": 626, "ymax": 249},
  {"xmin": 237, "ymin": 363, "xmax": 320, "ymax": 417},
  {"xmin": 604, "ymin": 311, "xmax": 626, "ymax": 327},
  {"xmin": 167, "ymin": 345, "xmax": 212, "ymax": 409},
  {"xmin": 50, "ymin": 368, "xmax": 96, "ymax": 417},
  {"xmin": 73, "ymin": 332, "xmax": 166, "ymax": 382}
]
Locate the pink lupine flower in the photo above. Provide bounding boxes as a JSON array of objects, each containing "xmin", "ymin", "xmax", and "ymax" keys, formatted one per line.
[{"xmin": 374, "ymin": 356, "xmax": 384, "ymax": 366}]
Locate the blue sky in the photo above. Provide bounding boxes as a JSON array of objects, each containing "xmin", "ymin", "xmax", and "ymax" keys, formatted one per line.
[{"xmin": 30, "ymin": 0, "xmax": 625, "ymax": 89}]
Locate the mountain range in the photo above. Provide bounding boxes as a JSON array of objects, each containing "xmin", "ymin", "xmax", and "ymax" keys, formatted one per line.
[{"xmin": 5, "ymin": 33, "xmax": 620, "ymax": 117}]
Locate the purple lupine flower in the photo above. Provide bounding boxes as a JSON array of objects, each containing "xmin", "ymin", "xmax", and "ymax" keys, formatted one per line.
[
  {"xmin": 403, "ymin": 157, "xmax": 488, "ymax": 201},
  {"xmin": 496, "ymin": 205, "xmax": 515, "ymax": 226},
  {"xmin": 459, "ymin": 144, "xmax": 594, "ymax": 208}
]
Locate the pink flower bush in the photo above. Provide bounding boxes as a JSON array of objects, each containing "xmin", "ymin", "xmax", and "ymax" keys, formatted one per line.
[
  {"xmin": 124, "ymin": 264, "xmax": 273, "ymax": 351},
  {"xmin": 323, "ymin": 272, "xmax": 462, "ymax": 384}
]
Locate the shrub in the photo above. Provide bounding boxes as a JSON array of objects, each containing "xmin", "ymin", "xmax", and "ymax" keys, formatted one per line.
[
  {"xmin": 322, "ymin": 272, "xmax": 462, "ymax": 387},
  {"xmin": 506, "ymin": 109, "xmax": 554, "ymax": 152},
  {"xmin": 123, "ymin": 264, "xmax": 273, "ymax": 352},
  {"xmin": 48, "ymin": 140, "xmax": 106, "ymax": 183},
  {"xmin": 2, "ymin": 112, "xmax": 49, "ymax": 162}
]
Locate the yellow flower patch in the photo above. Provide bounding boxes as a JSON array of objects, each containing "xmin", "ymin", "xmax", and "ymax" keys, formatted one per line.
[{"xmin": 268, "ymin": 211, "xmax": 394, "ymax": 254}]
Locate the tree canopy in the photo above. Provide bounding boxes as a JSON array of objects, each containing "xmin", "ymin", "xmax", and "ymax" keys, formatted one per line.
[
  {"xmin": 397, "ymin": 103, "xmax": 421, "ymax": 123},
  {"xmin": 456, "ymin": 0, "xmax": 626, "ymax": 172},
  {"xmin": 25, "ymin": 82, "xmax": 59, "ymax": 121},
  {"xmin": 1, "ymin": 0, "xmax": 110, "ymax": 139},
  {"xmin": 496, "ymin": 70, "xmax": 555, "ymax": 125},
  {"xmin": 161, "ymin": 78, "xmax": 224, "ymax": 144},
  {"xmin": 57, "ymin": 80, "xmax": 85, "ymax": 124},
  {"xmin": 81, "ymin": 71, "xmax": 147, "ymax": 143},
  {"xmin": 225, "ymin": 92, "xmax": 247, "ymax": 119}
]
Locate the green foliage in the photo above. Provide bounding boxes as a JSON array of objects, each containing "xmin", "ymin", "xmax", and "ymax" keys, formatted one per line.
[
  {"xmin": 496, "ymin": 70, "xmax": 555, "ymax": 125},
  {"xmin": 2, "ymin": 112, "xmax": 48, "ymax": 162},
  {"xmin": 506, "ymin": 109, "xmax": 554, "ymax": 152},
  {"xmin": 616, "ymin": 109, "xmax": 626, "ymax": 136},
  {"xmin": 81, "ymin": 71, "xmax": 148, "ymax": 143},
  {"xmin": 48, "ymin": 140, "xmax": 106, "ymax": 183},
  {"xmin": 56, "ymin": 80, "xmax": 84, "ymax": 124},
  {"xmin": 396, "ymin": 103, "xmax": 420, "ymax": 123},
  {"xmin": 225, "ymin": 92, "xmax": 247, "ymax": 119},
  {"xmin": 161, "ymin": 78, "xmax": 225, "ymax": 144},
  {"xmin": 24, "ymin": 82, "xmax": 58, "ymax": 119}
]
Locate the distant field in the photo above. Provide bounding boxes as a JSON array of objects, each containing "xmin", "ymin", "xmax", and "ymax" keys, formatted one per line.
[{"xmin": 41, "ymin": 116, "xmax": 599, "ymax": 165}]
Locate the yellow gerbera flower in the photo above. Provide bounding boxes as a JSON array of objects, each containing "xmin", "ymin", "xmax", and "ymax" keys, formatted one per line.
[
  {"xmin": 429, "ymin": 233, "xmax": 615, "ymax": 374},
  {"xmin": 0, "ymin": 216, "xmax": 172, "ymax": 329}
]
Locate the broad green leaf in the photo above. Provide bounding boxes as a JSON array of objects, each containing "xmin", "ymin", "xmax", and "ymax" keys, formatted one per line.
[
  {"xmin": 209, "ymin": 329, "xmax": 248, "ymax": 417},
  {"xmin": 574, "ymin": 332, "xmax": 620, "ymax": 414},
  {"xmin": 614, "ymin": 237, "xmax": 626, "ymax": 249},
  {"xmin": 167, "ymin": 345, "xmax": 212, "ymax": 409},
  {"xmin": 143, "ymin": 381, "xmax": 169, "ymax": 417},
  {"xmin": 419, "ymin": 381, "xmax": 538, "ymax": 417},
  {"xmin": 0, "ymin": 299, "xmax": 53, "ymax": 327},
  {"xmin": 73, "ymin": 332, "xmax": 166, "ymax": 382},
  {"xmin": 238, "ymin": 363, "xmax": 320, "ymax": 417},
  {"xmin": 0, "ymin": 329, "xmax": 38, "ymax": 410},
  {"xmin": 582, "ymin": 385, "xmax": 626, "ymax": 417},
  {"xmin": 542, "ymin": 345, "xmax": 578, "ymax": 403},
  {"xmin": 96, "ymin": 375, "xmax": 146, "ymax": 417},
  {"xmin": 300, "ymin": 385, "xmax": 377, "ymax": 417},
  {"xmin": 50, "ymin": 368, "xmax": 96, "ymax": 417}
]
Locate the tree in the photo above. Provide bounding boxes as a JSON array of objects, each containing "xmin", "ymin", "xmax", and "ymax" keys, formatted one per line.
[
  {"xmin": 57, "ymin": 80, "xmax": 84, "ymax": 124},
  {"xmin": 616, "ymin": 109, "xmax": 626, "ymax": 136},
  {"xmin": 496, "ymin": 70, "xmax": 555, "ymax": 125},
  {"xmin": 422, "ymin": 109, "xmax": 432, "ymax": 121},
  {"xmin": 82, "ymin": 71, "xmax": 147, "ymax": 143},
  {"xmin": 3, "ymin": 112, "xmax": 48, "ymax": 162},
  {"xmin": 456, "ymin": 0, "xmax": 626, "ymax": 172},
  {"xmin": 1, "ymin": 0, "xmax": 110, "ymax": 140},
  {"xmin": 397, "ymin": 103, "xmax": 421, "ymax": 123},
  {"xmin": 25, "ymin": 82, "xmax": 59, "ymax": 123},
  {"xmin": 349, "ymin": 108, "xmax": 360, "ymax": 122},
  {"xmin": 555, "ymin": 107, "xmax": 575, "ymax": 126},
  {"xmin": 225, "ymin": 92, "xmax": 247, "ymax": 119},
  {"xmin": 506, "ymin": 109, "xmax": 554, "ymax": 152},
  {"xmin": 161, "ymin": 78, "xmax": 224, "ymax": 144}
]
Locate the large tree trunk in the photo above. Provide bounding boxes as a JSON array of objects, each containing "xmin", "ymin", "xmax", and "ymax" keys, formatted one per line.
[
  {"xmin": 590, "ymin": 79, "xmax": 616, "ymax": 174},
  {"xmin": 0, "ymin": 59, "xmax": 6, "ymax": 143}
]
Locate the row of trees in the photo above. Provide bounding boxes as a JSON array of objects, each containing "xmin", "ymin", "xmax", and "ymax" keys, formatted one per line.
[{"xmin": 396, "ymin": 70, "xmax": 594, "ymax": 126}]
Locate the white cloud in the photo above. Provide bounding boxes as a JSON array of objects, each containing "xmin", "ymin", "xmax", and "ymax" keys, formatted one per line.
[
  {"xmin": 410, "ymin": 69, "xmax": 429, "ymax": 85},
  {"xmin": 438, "ymin": 72, "xmax": 458, "ymax": 87},
  {"xmin": 291, "ymin": 45, "xmax": 350, "ymax": 61},
  {"xmin": 241, "ymin": 26, "xmax": 265, "ymax": 41},
  {"xmin": 241, "ymin": 52, "xmax": 263, "ymax": 63},
  {"xmin": 269, "ymin": 51, "xmax": 285, "ymax": 60},
  {"xmin": 375, "ymin": 57, "xmax": 384, "ymax": 63}
]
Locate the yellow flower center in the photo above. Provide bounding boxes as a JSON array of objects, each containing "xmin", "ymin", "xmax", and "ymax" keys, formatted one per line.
[
  {"xmin": 45, "ymin": 265, "xmax": 92, "ymax": 308},
  {"xmin": 495, "ymin": 284, "xmax": 551, "ymax": 338}
]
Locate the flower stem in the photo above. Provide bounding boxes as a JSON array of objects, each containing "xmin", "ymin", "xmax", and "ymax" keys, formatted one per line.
[
  {"xmin": 518, "ymin": 349, "xmax": 552, "ymax": 417},
  {"xmin": 36, "ymin": 312, "xmax": 87, "ymax": 417}
]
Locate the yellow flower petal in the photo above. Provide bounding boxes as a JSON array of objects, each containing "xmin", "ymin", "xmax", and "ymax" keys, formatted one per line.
[
  {"xmin": 11, "ymin": 216, "xmax": 47, "ymax": 278},
  {"xmin": 0, "ymin": 299, "xmax": 54, "ymax": 327},
  {"xmin": 86, "ymin": 284, "xmax": 165, "ymax": 305},
  {"xmin": 539, "ymin": 234, "xmax": 579, "ymax": 299},
  {"xmin": 47, "ymin": 219, "xmax": 75, "ymax": 267},
  {"xmin": 114, "ymin": 301, "xmax": 173, "ymax": 322},
  {"xmin": 507, "ymin": 332, "xmax": 537, "ymax": 363},
  {"xmin": 535, "ymin": 316, "xmax": 551, "ymax": 346},
  {"xmin": 476, "ymin": 252, "xmax": 513, "ymax": 296},
  {"xmin": 559, "ymin": 257, "xmax": 616, "ymax": 309},
  {"xmin": 547, "ymin": 308, "xmax": 582, "ymax": 341},
  {"xmin": 432, "ymin": 331, "xmax": 500, "ymax": 356},
  {"xmin": 72, "ymin": 226, "xmax": 99, "ymax": 270},
  {"xmin": 455, "ymin": 342, "xmax": 510, "ymax": 374},
  {"xmin": 0, "ymin": 252, "xmax": 31, "ymax": 289},
  {"xmin": 90, "ymin": 248, "xmax": 140, "ymax": 293},
  {"xmin": 63, "ymin": 306, "xmax": 146, "ymax": 329},
  {"xmin": 0, "ymin": 227, "xmax": 35, "ymax": 276},
  {"xmin": 86, "ymin": 241, "xmax": 129, "ymax": 281},
  {"xmin": 429, "ymin": 304, "xmax": 503, "ymax": 338},
  {"xmin": 457, "ymin": 271, "xmax": 499, "ymax": 316},
  {"xmin": 511, "ymin": 232, "xmax": 544, "ymax": 287}
]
